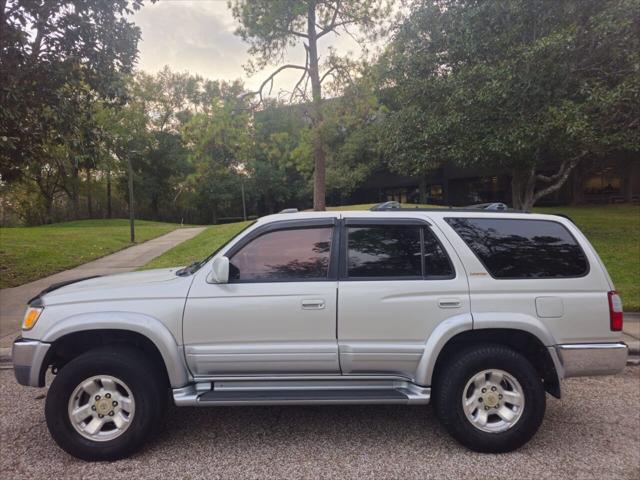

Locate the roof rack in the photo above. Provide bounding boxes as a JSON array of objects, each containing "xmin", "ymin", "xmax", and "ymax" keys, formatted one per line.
[
  {"xmin": 369, "ymin": 202, "xmax": 525, "ymax": 213},
  {"xmin": 279, "ymin": 208, "xmax": 299, "ymax": 213},
  {"xmin": 370, "ymin": 201, "xmax": 401, "ymax": 211}
]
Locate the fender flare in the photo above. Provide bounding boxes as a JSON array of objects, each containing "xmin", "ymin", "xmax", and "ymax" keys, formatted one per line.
[
  {"xmin": 415, "ymin": 312, "xmax": 562, "ymax": 386},
  {"xmin": 415, "ymin": 313, "xmax": 473, "ymax": 385},
  {"xmin": 41, "ymin": 311, "xmax": 190, "ymax": 388}
]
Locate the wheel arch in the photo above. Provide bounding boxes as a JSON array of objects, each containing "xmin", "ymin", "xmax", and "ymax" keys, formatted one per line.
[
  {"xmin": 430, "ymin": 328, "xmax": 562, "ymax": 398},
  {"xmin": 41, "ymin": 312, "xmax": 190, "ymax": 388}
]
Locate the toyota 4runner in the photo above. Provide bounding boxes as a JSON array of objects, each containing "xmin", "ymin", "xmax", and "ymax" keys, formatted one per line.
[{"xmin": 13, "ymin": 208, "xmax": 628, "ymax": 460}]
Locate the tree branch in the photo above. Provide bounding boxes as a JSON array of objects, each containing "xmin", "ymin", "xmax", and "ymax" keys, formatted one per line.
[
  {"xmin": 319, "ymin": 66, "xmax": 337, "ymax": 84},
  {"xmin": 290, "ymin": 47, "xmax": 310, "ymax": 102},
  {"xmin": 289, "ymin": 29, "xmax": 308, "ymax": 39},
  {"xmin": 532, "ymin": 152, "xmax": 587, "ymax": 203},
  {"xmin": 317, "ymin": 0, "xmax": 342, "ymax": 38},
  {"xmin": 239, "ymin": 64, "xmax": 309, "ymax": 104}
]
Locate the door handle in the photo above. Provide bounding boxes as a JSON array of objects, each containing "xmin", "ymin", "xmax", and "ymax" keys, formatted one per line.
[
  {"xmin": 438, "ymin": 298, "xmax": 461, "ymax": 309},
  {"xmin": 302, "ymin": 299, "xmax": 325, "ymax": 310}
]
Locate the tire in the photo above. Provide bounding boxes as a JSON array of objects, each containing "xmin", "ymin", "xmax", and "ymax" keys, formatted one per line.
[
  {"xmin": 45, "ymin": 345, "xmax": 167, "ymax": 461},
  {"xmin": 433, "ymin": 344, "xmax": 546, "ymax": 453}
]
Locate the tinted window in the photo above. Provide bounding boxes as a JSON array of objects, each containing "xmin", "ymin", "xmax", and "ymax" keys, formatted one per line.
[
  {"xmin": 446, "ymin": 218, "xmax": 588, "ymax": 279},
  {"xmin": 229, "ymin": 227, "xmax": 332, "ymax": 281},
  {"xmin": 347, "ymin": 225, "xmax": 422, "ymax": 277},
  {"xmin": 423, "ymin": 228, "xmax": 454, "ymax": 277}
]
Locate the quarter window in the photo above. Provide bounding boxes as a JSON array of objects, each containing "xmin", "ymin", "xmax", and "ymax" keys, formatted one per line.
[
  {"xmin": 229, "ymin": 227, "xmax": 333, "ymax": 281},
  {"xmin": 445, "ymin": 218, "xmax": 589, "ymax": 279}
]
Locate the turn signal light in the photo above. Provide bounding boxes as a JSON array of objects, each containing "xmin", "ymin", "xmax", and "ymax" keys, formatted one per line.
[
  {"xmin": 22, "ymin": 307, "xmax": 43, "ymax": 330},
  {"xmin": 608, "ymin": 291, "xmax": 623, "ymax": 331}
]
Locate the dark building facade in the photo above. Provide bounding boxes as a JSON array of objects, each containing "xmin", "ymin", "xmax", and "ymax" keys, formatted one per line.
[{"xmin": 344, "ymin": 157, "xmax": 640, "ymax": 207}]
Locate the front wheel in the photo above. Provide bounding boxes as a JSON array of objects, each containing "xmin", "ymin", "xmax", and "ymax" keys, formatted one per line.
[
  {"xmin": 433, "ymin": 344, "xmax": 546, "ymax": 453},
  {"xmin": 45, "ymin": 346, "xmax": 167, "ymax": 461}
]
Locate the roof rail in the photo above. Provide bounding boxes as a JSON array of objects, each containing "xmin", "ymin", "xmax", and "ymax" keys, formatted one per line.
[
  {"xmin": 370, "ymin": 201, "xmax": 401, "ymax": 211},
  {"xmin": 279, "ymin": 208, "xmax": 298, "ymax": 213},
  {"xmin": 466, "ymin": 202, "xmax": 509, "ymax": 211},
  {"xmin": 368, "ymin": 202, "xmax": 526, "ymax": 214}
]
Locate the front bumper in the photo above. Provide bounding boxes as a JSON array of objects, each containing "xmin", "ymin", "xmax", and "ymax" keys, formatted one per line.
[
  {"xmin": 555, "ymin": 342, "xmax": 628, "ymax": 378},
  {"xmin": 12, "ymin": 337, "xmax": 51, "ymax": 387}
]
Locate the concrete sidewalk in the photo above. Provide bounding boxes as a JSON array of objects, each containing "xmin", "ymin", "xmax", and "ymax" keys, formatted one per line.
[{"xmin": 0, "ymin": 227, "xmax": 205, "ymax": 348}]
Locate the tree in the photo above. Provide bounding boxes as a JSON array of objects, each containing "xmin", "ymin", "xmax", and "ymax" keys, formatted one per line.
[
  {"xmin": 230, "ymin": 0, "xmax": 390, "ymax": 211},
  {"xmin": 381, "ymin": 0, "xmax": 639, "ymax": 210},
  {"xmin": 182, "ymin": 102, "xmax": 253, "ymax": 223},
  {"xmin": 1, "ymin": 0, "xmax": 147, "ymax": 220}
]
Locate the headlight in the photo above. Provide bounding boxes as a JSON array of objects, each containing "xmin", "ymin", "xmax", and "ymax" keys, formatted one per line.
[{"xmin": 22, "ymin": 306, "xmax": 44, "ymax": 330}]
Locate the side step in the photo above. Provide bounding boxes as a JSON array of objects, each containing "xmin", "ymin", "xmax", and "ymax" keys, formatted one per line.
[{"xmin": 173, "ymin": 379, "xmax": 430, "ymax": 407}]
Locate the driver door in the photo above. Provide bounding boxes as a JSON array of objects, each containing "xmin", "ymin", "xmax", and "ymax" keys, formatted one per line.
[{"xmin": 183, "ymin": 218, "xmax": 340, "ymax": 376}]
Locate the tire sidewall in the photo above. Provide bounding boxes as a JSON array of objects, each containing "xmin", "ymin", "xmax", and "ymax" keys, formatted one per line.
[
  {"xmin": 45, "ymin": 347, "xmax": 164, "ymax": 461},
  {"xmin": 436, "ymin": 345, "xmax": 546, "ymax": 453}
]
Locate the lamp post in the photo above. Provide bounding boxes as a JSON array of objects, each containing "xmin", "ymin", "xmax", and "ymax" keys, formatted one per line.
[
  {"xmin": 234, "ymin": 163, "xmax": 249, "ymax": 221},
  {"xmin": 126, "ymin": 150, "xmax": 140, "ymax": 243}
]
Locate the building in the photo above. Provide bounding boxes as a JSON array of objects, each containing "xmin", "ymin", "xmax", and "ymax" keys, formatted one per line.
[{"xmin": 345, "ymin": 156, "xmax": 640, "ymax": 207}]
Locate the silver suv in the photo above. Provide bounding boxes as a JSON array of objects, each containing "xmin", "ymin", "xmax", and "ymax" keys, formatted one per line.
[{"xmin": 13, "ymin": 208, "xmax": 628, "ymax": 460}]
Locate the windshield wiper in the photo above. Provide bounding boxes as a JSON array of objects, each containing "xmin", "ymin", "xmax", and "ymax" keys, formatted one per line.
[{"xmin": 176, "ymin": 261, "xmax": 201, "ymax": 276}]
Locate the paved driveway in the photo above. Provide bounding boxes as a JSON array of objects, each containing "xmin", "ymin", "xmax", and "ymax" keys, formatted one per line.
[{"xmin": 0, "ymin": 367, "xmax": 638, "ymax": 480}]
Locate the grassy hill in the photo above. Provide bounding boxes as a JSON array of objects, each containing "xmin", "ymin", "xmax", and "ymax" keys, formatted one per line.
[{"xmin": 0, "ymin": 219, "xmax": 180, "ymax": 288}]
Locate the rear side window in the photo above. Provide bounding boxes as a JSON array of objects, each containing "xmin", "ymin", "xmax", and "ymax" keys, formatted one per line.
[
  {"xmin": 346, "ymin": 224, "xmax": 454, "ymax": 279},
  {"xmin": 347, "ymin": 225, "xmax": 422, "ymax": 277},
  {"xmin": 445, "ymin": 218, "xmax": 589, "ymax": 279}
]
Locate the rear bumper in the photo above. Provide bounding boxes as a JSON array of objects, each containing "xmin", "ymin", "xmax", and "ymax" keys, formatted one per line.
[
  {"xmin": 555, "ymin": 342, "xmax": 628, "ymax": 378},
  {"xmin": 12, "ymin": 337, "xmax": 50, "ymax": 387}
]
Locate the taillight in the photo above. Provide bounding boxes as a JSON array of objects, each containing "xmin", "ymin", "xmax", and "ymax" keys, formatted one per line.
[{"xmin": 608, "ymin": 291, "xmax": 623, "ymax": 331}]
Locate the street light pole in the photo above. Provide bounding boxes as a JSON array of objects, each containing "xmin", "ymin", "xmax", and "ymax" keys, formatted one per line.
[
  {"xmin": 240, "ymin": 177, "xmax": 247, "ymax": 221},
  {"xmin": 127, "ymin": 156, "xmax": 135, "ymax": 243}
]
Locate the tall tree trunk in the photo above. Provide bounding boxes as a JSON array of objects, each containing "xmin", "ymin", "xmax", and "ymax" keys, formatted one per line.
[
  {"xmin": 307, "ymin": 4, "xmax": 326, "ymax": 211},
  {"xmin": 127, "ymin": 157, "xmax": 135, "ymax": 243}
]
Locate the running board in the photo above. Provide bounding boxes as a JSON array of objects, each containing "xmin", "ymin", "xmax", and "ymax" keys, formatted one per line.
[{"xmin": 173, "ymin": 379, "xmax": 430, "ymax": 407}]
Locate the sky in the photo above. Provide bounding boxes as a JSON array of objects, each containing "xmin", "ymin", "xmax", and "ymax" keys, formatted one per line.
[{"xmin": 132, "ymin": 0, "xmax": 367, "ymax": 93}]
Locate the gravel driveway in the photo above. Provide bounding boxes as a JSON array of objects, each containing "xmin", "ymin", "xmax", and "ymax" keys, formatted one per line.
[{"xmin": 1, "ymin": 367, "xmax": 638, "ymax": 480}]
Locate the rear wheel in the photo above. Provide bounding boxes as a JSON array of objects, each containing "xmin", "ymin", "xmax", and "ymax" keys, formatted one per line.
[
  {"xmin": 45, "ymin": 346, "xmax": 167, "ymax": 461},
  {"xmin": 434, "ymin": 344, "xmax": 546, "ymax": 453}
]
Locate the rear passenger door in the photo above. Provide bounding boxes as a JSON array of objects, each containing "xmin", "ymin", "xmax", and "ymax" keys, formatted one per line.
[{"xmin": 337, "ymin": 217, "xmax": 471, "ymax": 380}]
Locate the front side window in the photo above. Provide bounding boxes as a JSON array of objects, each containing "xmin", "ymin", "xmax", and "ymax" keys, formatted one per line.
[
  {"xmin": 229, "ymin": 227, "xmax": 333, "ymax": 282},
  {"xmin": 445, "ymin": 218, "xmax": 589, "ymax": 279},
  {"xmin": 346, "ymin": 224, "xmax": 454, "ymax": 279}
]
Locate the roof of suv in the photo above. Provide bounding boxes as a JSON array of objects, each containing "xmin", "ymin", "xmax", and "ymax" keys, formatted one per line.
[{"xmin": 256, "ymin": 208, "xmax": 569, "ymax": 225}]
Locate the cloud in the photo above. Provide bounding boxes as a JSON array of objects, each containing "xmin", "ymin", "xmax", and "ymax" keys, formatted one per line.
[{"xmin": 132, "ymin": 1, "xmax": 366, "ymax": 92}]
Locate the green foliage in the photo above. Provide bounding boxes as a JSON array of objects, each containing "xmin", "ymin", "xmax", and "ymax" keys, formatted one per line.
[
  {"xmin": 380, "ymin": 0, "xmax": 640, "ymax": 209},
  {"xmin": 182, "ymin": 102, "xmax": 253, "ymax": 223},
  {"xmin": 1, "ymin": 0, "xmax": 146, "ymax": 183},
  {"xmin": 0, "ymin": 219, "xmax": 178, "ymax": 288}
]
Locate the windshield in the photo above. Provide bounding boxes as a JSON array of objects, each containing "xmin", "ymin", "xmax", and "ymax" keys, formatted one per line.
[{"xmin": 176, "ymin": 221, "xmax": 256, "ymax": 276}]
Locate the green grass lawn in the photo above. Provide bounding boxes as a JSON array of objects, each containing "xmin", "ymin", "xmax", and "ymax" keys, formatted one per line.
[
  {"xmin": 143, "ymin": 221, "xmax": 253, "ymax": 270},
  {"xmin": 0, "ymin": 219, "xmax": 180, "ymax": 289},
  {"xmin": 142, "ymin": 204, "xmax": 639, "ymax": 311}
]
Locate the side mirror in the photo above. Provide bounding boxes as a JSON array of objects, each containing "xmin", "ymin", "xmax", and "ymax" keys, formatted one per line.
[{"xmin": 207, "ymin": 256, "xmax": 229, "ymax": 284}]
